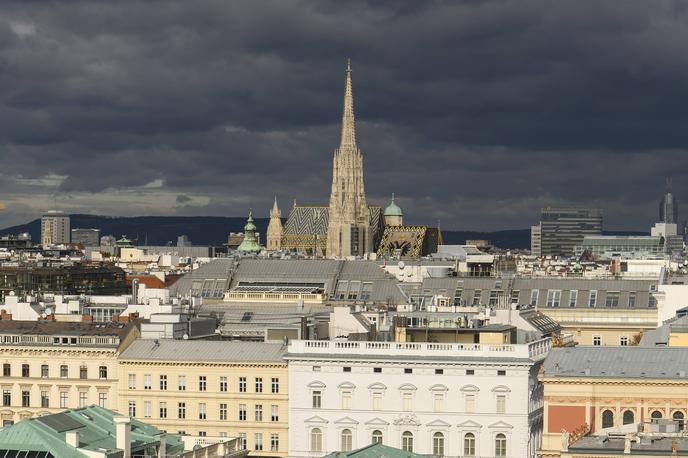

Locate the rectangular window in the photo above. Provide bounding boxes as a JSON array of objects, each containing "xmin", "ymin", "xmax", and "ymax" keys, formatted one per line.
[
  {"xmin": 220, "ymin": 377, "xmax": 228, "ymax": 392},
  {"xmin": 239, "ymin": 404, "xmax": 246, "ymax": 421},
  {"xmin": 510, "ymin": 289, "xmax": 520, "ymax": 304},
  {"xmin": 255, "ymin": 404, "xmax": 263, "ymax": 421},
  {"xmin": 178, "ymin": 402, "xmax": 186, "ymax": 419},
  {"xmin": 271, "ymin": 377, "xmax": 279, "ymax": 393},
  {"xmin": 239, "ymin": 433, "xmax": 247, "ymax": 450},
  {"xmin": 41, "ymin": 364, "xmax": 49, "ymax": 378},
  {"xmin": 588, "ymin": 290, "xmax": 598, "ymax": 307},
  {"xmin": 2, "ymin": 363, "xmax": 10, "ymax": 377},
  {"xmin": 160, "ymin": 375, "xmax": 167, "ymax": 390},
  {"xmin": 128, "ymin": 374, "xmax": 136, "ymax": 390},
  {"xmin": 341, "ymin": 391, "xmax": 352, "ymax": 409},
  {"xmin": 60, "ymin": 392, "xmax": 68, "ymax": 408},
  {"xmin": 312, "ymin": 391, "xmax": 322, "ymax": 409},
  {"xmin": 198, "ymin": 402, "xmax": 207, "ymax": 420},
  {"xmin": 255, "ymin": 433, "xmax": 263, "ymax": 451},
  {"xmin": 498, "ymin": 370, "xmax": 506, "ymax": 376},
  {"xmin": 2, "ymin": 390, "xmax": 10, "ymax": 406},
  {"xmin": 343, "ymin": 367, "xmax": 351, "ymax": 372},
  {"xmin": 144, "ymin": 400, "xmax": 151, "ymax": 418},
  {"xmin": 569, "ymin": 290, "xmax": 578, "ymax": 307},
  {"xmin": 144, "ymin": 374, "xmax": 151, "ymax": 390},
  {"xmin": 593, "ymin": 335, "xmax": 601, "ymax": 346},
  {"xmin": 99, "ymin": 366, "xmax": 108, "ymax": 379},
  {"xmin": 435, "ymin": 368, "xmax": 444, "ymax": 375},
  {"xmin": 271, "ymin": 404, "xmax": 279, "ymax": 422},
  {"xmin": 79, "ymin": 391, "xmax": 87, "ymax": 408},
  {"xmin": 159, "ymin": 401, "xmax": 167, "ymax": 418},
  {"xmin": 41, "ymin": 391, "xmax": 49, "ymax": 408},
  {"xmin": 404, "ymin": 368, "xmax": 412, "ymax": 374},
  {"xmin": 79, "ymin": 366, "xmax": 87, "ymax": 379},
  {"xmin": 466, "ymin": 369, "xmax": 475, "ymax": 375},
  {"xmin": 219, "ymin": 403, "xmax": 227, "ymax": 420},
  {"xmin": 60, "ymin": 365, "xmax": 68, "ymax": 378},
  {"xmin": 271, "ymin": 433, "xmax": 279, "ymax": 452},
  {"xmin": 178, "ymin": 375, "xmax": 186, "ymax": 391},
  {"xmin": 373, "ymin": 367, "xmax": 382, "ymax": 373},
  {"xmin": 372, "ymin": 392, "xmax": 382, "ymax": 410},
  {"xmin": 239, "ymin": 377, "xmax": 246, "ymax": 392},
  {"xmin": 433, "ymin": 393, "xmax": 444, "ymax": 412},
  {"xmin": 199, "ymin": 376, "xmax": 206, "ymax": 392},
  {"xmin": 606, "ymin": 292, "xmax": 620, "ymax": 307},
  {"xmin": 620, "ymin": 336, "xmax": 629, "ymax": 346},
  {"xmin": 472, "ymin": 290, "xmax": 482, "ymax": 306},
  {"xmin": 98, "ymin": 392, "xmax": 107, "ymax": 408},
  {"xmin": 465, "ymin": 394, "xmax": 475, "ymax": 413},
  {"xmin": 22, "ymin": 390, "xmax": 30, "ymax": 407},
  {"xmin": 312, "ymin": 366, "xmax": 321, "ymax": 372},
  {"xmin": 496, "ymin": 394, "xmax": 506, "ymax": 414},
  {"xmin": 488, "ymin": 290, "xmax": 499, "ymax": 306},
  {"xmin": 128, "ymin": 401, "xmax": 136, "ymax": 417},
  {"xmin": 628, "ymin": 292, "xmax": 636, "ymax": 308},
  {"xmin": 530, "ymin": 289, "xmax": 539, "ymax": 306},
  {"xmin": 22, "ymin": 364, "xmax": 29, "ymax": 378},
  {"xmin": 546, "ymin": 290, "xmax": 561, "ymax": 307},
  {"xmin": 255, "ymin": 377, "xmax": 263, "ymax": 393},
  {"xmin": 402, "ymin": 392, "xmax": 413, "ymax": 411}
]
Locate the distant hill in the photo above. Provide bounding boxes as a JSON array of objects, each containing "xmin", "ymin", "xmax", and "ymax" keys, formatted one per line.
[{"xmin": 0, "ymin": 214, "xmax": 649, "ymax": 249}]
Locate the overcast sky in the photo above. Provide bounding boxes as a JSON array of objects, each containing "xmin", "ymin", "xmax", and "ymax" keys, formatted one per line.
[{"xmin": 1, "ymin": 0, "xmax": 687, "ymax": 231}]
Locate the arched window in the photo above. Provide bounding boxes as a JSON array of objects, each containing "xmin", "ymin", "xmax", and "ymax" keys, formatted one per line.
[
  {"xmin": 463, "ymin": 432, "xmax": 476, "ymax": 457},
  {"xmin": 602, "ymin": 409, "xmax": 614, "ymax": 428},
  {"xmin": 674, "ymin": 411, "xmax": 685, "ymax": 431},
  {"xmin": 495, "ymin": 433, "xmax": 507, "ymax": 457},
  {"xmin": 651, "ymin": 410, "xmax": 663, "ymax": 420},
  {"xmin": 402, "ymin": 431, "xmax": 414, "ymax": 452},
  {"xmin": 623, "ymin": 410, "xmax": 634, "ymax": 425},
  {"xmin": 433, "ymin": 432, "xmax": 445, "ymax": 457},
  {"xmin": 341, "ymin": 429, "xmax": 352, "ymax": 452},
  {"xmin": 311, "ymin": 428, "xmax": 323, "ymax": 452},
  {"xmin": 371, "ymin": 430, "xmax": 383, "ymax": 444}
]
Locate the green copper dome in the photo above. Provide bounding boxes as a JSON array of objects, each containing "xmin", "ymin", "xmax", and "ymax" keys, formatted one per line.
[
  {"xmin": 238, "ymin": 210, "xmax": 262, "ymax": 253},
  {"xmin": 384, "ymin": 194, "xmax": 403, "ymax": 217}
]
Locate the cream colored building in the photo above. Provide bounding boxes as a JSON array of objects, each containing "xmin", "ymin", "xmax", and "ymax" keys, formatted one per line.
[
  {"xmin": 118, "ymin": 339, "xmax": 288, "ymax": 457},
  {"xmin": 0, "ymin": 320, "xmax": 136, "ymax": 426}
]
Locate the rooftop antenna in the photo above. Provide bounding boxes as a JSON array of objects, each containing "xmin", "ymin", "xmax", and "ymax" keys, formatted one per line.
[{"xmin": 666, "ymin": 177, "xmax": 672, "ymax": 192}]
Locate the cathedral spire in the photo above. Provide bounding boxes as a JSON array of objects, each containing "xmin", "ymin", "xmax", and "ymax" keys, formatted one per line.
[{"xmin": 340, "ymin": 58, "xmax": 356, "ymax": 149}]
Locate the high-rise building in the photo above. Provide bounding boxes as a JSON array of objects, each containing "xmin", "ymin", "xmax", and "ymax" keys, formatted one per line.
[
  {"xmin": 266, "ymin": 197, "xmax": 283, "ymax": 251},
  {"xmin": 41, "ymin": 210, "xmax": 70, "ymax": 246},
  {"xmin": 659, "ymin": 179, "xmax": 678, "ymax": 224},
  {"xmin": 71, "ymin": 228, "xmax": 101, "ymax": 247},
  {"xmin": 530, "ymin": 224, "xmax": 541, "ymax": 257},
  {"xmin": 539, "ymin": 208, "xmax": 603, "ymax": 257},
  {"xmin": 326, "ymin": 60, "xmax": 371, "ymax": 258}
]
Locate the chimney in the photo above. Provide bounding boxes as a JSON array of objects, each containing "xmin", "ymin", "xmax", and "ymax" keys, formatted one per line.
[
  {"xmin": 114, "ymin": 416, "xmax": 132, "ymax": 458},
  {"xmin": 66, "ymin": 430, "xmax": 80, "ymax": 448}
]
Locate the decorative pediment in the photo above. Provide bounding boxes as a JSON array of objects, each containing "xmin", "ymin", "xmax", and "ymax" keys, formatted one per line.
[
  {"xmin": 365, "ymin": 417, "xmax": 390, "ymax": 426},
  {"xmin": 426, "ymin": 419, "xmax": 451, "ymax": 428},
  {"xmin": 308, "ymin": 381, "xmax": 326, "ymax": 388},
  {"xmin": 367, "ymin": 382, "xmax": 387, "ymax": 391},
  {"xmin": 429, "ymin": 384, "xmax": 449, "ymax": 392},
  {"xmin": 334, "ymin": 416, "xmax": 359, "ymax": 425},
  {"xmin": 304, "ymin": 415, "xmax": 328, "ymax": 424},
  {"xmin": 488, "ymin": 420, "xmax": 514, "ymax": 429},
  {"xmin": 492, "ymin": 385, "xmax": 511, "ymax": 393},
  {"xmin": 338, "ymin": 381, "xmax": 356, "ymax": 390},
  {"xmin": 398, "ymin": 383, "xmax": 417, "ymax": 391},
  {"xmin": 393, "ymin": 414, "xmax": 421, "ymax": 426},
  {"xmin": 461, "ymin": 384, "xmax": 480, "ymax": 392},
  {"xmin": 457, "ymin": 419, "xmax": 483, "ymax": 429}
]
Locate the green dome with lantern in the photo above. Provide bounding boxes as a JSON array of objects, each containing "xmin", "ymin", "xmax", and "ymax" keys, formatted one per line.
[{"xmin": 237, "ymin": 210, "xmax": 262, "ymax": 253}]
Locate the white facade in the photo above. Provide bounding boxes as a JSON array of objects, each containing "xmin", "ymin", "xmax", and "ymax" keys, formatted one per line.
[
  {"xmin": 41, "ymin": 210, "xmax": 70, "ymax": 245},
  {"xmin": 286, "ymin": 339, "xmax": 549, "ymax": 458}
]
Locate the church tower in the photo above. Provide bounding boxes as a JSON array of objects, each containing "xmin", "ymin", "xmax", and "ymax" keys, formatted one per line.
[
  {"xmin": 326, "ymin": 60, "xmax": 371, "ymax": 258},
  {"xmin": 266, "ymin": 196, "xmax": 283, "ymax": 251}
]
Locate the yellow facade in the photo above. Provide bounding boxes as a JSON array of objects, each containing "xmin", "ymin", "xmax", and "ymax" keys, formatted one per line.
[
  {"xmin": 0, "ymin": 337, "xmax": 121, "ymax": 425},
  {"xmin": 118, "ymin": 358, "xmax": 289, "ymax": 457}
]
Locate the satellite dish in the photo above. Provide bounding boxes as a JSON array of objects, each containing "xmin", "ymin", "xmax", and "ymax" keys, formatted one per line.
[{"xmin": 398, "ymin": 261, "xmax": 405, "ymax": 269}]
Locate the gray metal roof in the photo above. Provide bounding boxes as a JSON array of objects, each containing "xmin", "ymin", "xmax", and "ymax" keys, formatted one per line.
[
  {"xmin": 569, "ymin": 435, "xmax": 688, "ymax": 454},
  {"xmin": 120, "ymin": 339, "xmax": 286, "ymax": 363},
  {"xmin": 169, "ymin": 258, "xmax": 235, "ymax": 296},
  {"xmin": 543, "ymin": 346, "xmax": 688, "ymax": 379}
]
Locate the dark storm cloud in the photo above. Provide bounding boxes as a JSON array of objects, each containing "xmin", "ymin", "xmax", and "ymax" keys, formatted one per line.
[{"xmin": 0, "ymin": 0, "xmax": 687, "ymax": 230}]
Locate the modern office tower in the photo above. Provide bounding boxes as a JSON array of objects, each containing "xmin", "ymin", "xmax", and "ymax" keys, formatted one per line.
[
  {"xmin": 539, "ymin": 208, "xmax": 603, "ymax": 257},
  {"xmin": 531, "ymin": 224, "xmax": 542, "ymax": 256},
  {"xmin": 71, "ymin": 228, "xmax": 101, "ymax": 247},
  {"xmin": 41, "ymin": 210, "xmax": 70, "ymax": 246},
  {"xmin": 659, "ymin": 180, "xmax": 678, "ymax": 224}
]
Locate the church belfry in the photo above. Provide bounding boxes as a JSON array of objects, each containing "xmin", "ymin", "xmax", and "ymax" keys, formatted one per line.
[{"xmin": 326, "ymin": 60, "xmax": 372, "ymax": 258}]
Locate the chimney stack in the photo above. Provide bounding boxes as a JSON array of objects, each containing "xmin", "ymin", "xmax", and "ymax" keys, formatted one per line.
[
  {"xmin": 65, "ymin": 430, "xmax": 80, "ymax": 448},
  {"xmin": 114, "ymin": 416, "xmax": 132, "ymax": 458}
]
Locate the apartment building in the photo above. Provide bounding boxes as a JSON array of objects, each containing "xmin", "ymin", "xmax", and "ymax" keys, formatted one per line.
[
  {"xmin": 0, "ymin": 320, "xmax": 135, "ymax": 426},
  {"xmin": 286, "ymin": 338, "xmax": 551, "ymax": 458},
  {"xmin": 117, "ymin": 339, "xmax": 288, "ymax": 457}
]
